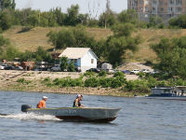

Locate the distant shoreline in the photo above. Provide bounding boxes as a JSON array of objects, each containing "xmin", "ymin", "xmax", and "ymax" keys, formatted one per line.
[
  {"xmin": 0, "ymin": 85, "xmax": 136, "ymax": 97},
  {"xmin": 0, "ymin": 70, "xmax": 143, "ymax": 97}
]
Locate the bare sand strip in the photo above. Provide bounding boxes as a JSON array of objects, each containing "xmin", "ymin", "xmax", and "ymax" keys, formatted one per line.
[{"xmin": 0, "ymin": 70, "xmax": 139, "ymax": 96}]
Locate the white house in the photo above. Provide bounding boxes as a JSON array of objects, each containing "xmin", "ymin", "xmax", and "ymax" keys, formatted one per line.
[{"xmin": 59, "ymin": 47, "xmax": 98, "ymax": 72}]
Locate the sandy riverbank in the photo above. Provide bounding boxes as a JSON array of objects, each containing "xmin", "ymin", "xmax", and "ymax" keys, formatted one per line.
[{"xmin": 0, "ymin": 70, "xmax": 139, "ymax": 96}]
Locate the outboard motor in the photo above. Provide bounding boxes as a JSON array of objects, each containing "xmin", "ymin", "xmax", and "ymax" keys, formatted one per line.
[{"xmin": 21, "ymin": 104, "xmax": 32, "ymax": 112}]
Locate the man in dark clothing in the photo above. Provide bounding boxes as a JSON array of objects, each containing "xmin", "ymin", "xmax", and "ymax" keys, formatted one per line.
[{"xmin": 73, "ymin": 94, "xmax": 83, "ymax": 107}]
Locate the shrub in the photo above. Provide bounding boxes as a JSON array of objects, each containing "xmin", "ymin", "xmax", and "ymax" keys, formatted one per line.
[
  {"xmin": 114, "ymin": 71, "xmax": 125, "ymax": 77},
  {"xmin": 84, "ymin": 77, "xmax": 100, "ymax": 87},
  {"xmin": 16, "ymin": 78, "xmax": 31, "ymax": 85},
  {"xmin": 17, "ymin": 78, "xmax": 25, "ymax": 83},
  {"xmin": 99, "ymin": 77, "xmax": 112, "ymax": 88},
  {"xmin": 42, "ymin": 77, "xmax": 50, "ymax": 83},
  {"xmin": 156, "ymin": 80, "xmax": 168, "ymax": 87},
  {"xmin": 53, "ymin": 77, "xmax": 83, "ymax": 87},
  {"xmin": 137, "ymin": 72, "xmax": 145, "ymax": 78},
  {"xmin": 173, "ymin": 78, "xmax": 186, "ymax": 86},
  {"xmin": 68, "ymin": 61, "xmax": 75, "ymax": 72},
  {"xmin": 64, "ymin": 77, "xmax": 83, "ymax": 87},
  {"xmin": 60, "ymin": 57, "xmax": 68, "ymax": 71},
  {"xmin": 146, "ymin": 76, "xmax": 158, "ymax": 88},
  {"xmin": 84, "ymin": 71, "xmax": 96, "ymax": 78},
  {"xmin": 124, "ymin": 80, "xmax": 150, "ymax": 93},
  {"xmin": 111, "ymin": 77, "xmax": 126, "ymax": 88},
  {"xmin": 53, "ymin": 78, "xmax": 64, "ymax": 86},
  {"xmin": 42, "ymin": 77, "xmax": 53, "ymax": 87},
  {"xmin": 73, "ymin": 78, "xmax": 83, "ymax": 87},
  {"xmin": 98, "ymin": 70, "xmax": 107, "ymax": 77}
]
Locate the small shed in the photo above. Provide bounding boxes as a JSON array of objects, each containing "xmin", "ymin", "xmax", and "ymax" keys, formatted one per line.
[
  {"xmin": 59, "ymin": 47, "xmax": 98, "ymax": 72},
  {"xmin": 101, "ymin": 63, "xmax": 113, "ymax": 70}
]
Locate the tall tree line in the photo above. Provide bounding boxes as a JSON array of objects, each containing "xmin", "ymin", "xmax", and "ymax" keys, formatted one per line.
[
  {"xmin": 0, "ymin": 0, "xmax": 15, "ymax": 10},
  {"xmin": 0, "ymin": 0, "xmax": 145, "ymax": 31}
]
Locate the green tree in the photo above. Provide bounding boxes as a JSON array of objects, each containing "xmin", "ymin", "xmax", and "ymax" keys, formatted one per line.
[
  {"xmin": 0, "ymin": 35, "xmax": 10, "ymax": 57},
  {"xmin": 87, "ymin": 19, "xmax": 99, "ymax": 27},
  {"xmin": 47, "ymin": 27, "xmax": 97, "ymax": 49},
  {"xmin": 68, "ymin": 61, "xmax": 75, "ymax": 72},
  {"xmin": 52, "ymin": 7, "xmax": 65, "ymax": 26},
  {"xmin": 18, "ymin": 8, "xmax": 32, "ymax": 26},
  {"xmin": 112, "ymin": 23, "xmax": 135, "ymax": 37},
  {"xmin": 98, "ymin": 12, "xmax": 116, "ymax": 28},
  {"xmin": 47, "ymin": 29, "xmax": 75, "ymax": 49},
  {"xmin": 0, "ymin": 10, "xmax": 12, "ymax": 30},
  {"xmin": 19, "ymin": 50, "xmax": 34, "ymax": 61},
  {"xmin": 91, "ymin": 39, "xmax": 107, "ymax": 61},
  {"xmin": 148, "ymin": 15, "xmax": 164, "ymax": 28},
  {"xmin": 0, "ymin": 34, "xmax": 9, "ymax": 46},
  {"xmin": 39, "ymin": 12, "xmax": 49, "ymax": 27},
  {"xmin": 0, "ymin": 0, "xmax": 15, "ymax": 10},
  {"xmin": 77, "ymin": 14, "xmax": 88, "ymax": 25},
  {"xmin": 65, "ymin": 4, "xmax": 80, "ymax": 26},
  {"xmin": 26, "ymin": 11, "xmax": 40, "ymax": 27},
  {"xmin": 2, "ymin": 46, "xmax": 20, "ymax": 60},
  {"xmin": 60, "ymin": 57, "xmax": 68, "ymax": 71},
  {"xmin": 169, "ymin": 14, "xmax": 186, "ymax": 28},
  {"xmin": 105, "ymin": 23, "xmax": 140, "ymax": 66},
  {"xmin": 151, "ymin": 37, "xmax": 186, "ymax": 79},
  {"xmin": 118, "ymin": 9, "xmax": 138, "ymax": 24},
  {"xmin": 47, "ymin": 10, "xmax": 58, "ymax": 27},
  {"xmin": 34, "ymin": 46, "xmax": 52, "ymax": 62},
  {"xmin": 72, "ymin": 27, "xmax": 96, "ymax": 48}
]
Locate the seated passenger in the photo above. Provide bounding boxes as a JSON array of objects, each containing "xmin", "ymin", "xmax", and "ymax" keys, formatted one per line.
[
  {"xmin": 73, "ymin": 94, "xmax": 84, "ymax": 107},
  {"xmin": 37, "ymin": 96, "xmax": 48, "ymax": 108}
]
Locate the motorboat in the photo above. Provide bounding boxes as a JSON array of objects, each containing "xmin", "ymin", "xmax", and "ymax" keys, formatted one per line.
[
  {"xmin": 146, "ymin": 86, "xmax": 186, "ymax": 101},
  {"xmin": 21, "ymin": 105, "xmax": 121, "ymax": 122}
]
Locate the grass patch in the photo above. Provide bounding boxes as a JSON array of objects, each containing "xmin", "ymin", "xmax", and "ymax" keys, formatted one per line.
[{"xmin": 16, "ymin": 78, "xmax": 31, "ymax": 85}]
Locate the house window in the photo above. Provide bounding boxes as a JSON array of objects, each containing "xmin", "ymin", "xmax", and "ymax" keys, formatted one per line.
[
  {"xmin": 74, "ymin": 59, "xmax": 77, "ymax": 63},
  {"xmin": 91, "ymin": 59, "xmax": 94, "ymax": 64}
]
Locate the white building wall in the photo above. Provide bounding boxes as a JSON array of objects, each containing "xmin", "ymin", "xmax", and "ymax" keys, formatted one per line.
[{"xmin": 80, "ymin": 50, "xmax": 97, "ymax": 72}]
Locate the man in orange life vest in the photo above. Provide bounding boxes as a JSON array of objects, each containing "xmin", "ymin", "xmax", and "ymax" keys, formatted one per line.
[{"xmin": 37, "ymin": 96, "xmax": 48, "ymax": 108}]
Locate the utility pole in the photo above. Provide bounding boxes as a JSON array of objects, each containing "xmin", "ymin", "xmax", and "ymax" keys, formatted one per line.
[
  {"xmin": 106, "ymin": 0, "xmax": 111, "ymax": 12},
  {"xmin": 0, "ymin": 0, "xmax": 2, "ymax": 10},
  {"xmin": 104, "ymin": 0, "xmax": 111, "ymax": 28}
]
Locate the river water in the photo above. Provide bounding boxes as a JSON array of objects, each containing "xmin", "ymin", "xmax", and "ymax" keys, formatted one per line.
[{"xmin": 0, "ymin": 91, "xmax": 186, "ymax": 140}]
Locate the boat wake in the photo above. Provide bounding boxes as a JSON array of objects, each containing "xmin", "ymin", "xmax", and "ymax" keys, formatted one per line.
[{"xmin": 0, "ymin": 113, "xmax": 62, "ymax": 122}]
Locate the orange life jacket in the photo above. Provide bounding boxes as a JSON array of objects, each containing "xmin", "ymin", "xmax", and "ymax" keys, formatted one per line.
[{"xmin": 37, "ymin": 100, "xmax": 46, "ymax": 108}]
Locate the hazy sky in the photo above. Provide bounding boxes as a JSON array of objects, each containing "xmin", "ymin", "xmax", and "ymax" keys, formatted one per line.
[{"xmin": 15, "ymin": 0, "xmax": 127, "ymax": 18}]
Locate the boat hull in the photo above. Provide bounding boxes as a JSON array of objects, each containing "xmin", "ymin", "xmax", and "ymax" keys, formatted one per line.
[
  {"xmin": 25, "ymin": 107, "xmax": 121, "ymax": 122},
  {"xmin": 146, "ymin": 96, "xmax": 186, "ymax": 101}
]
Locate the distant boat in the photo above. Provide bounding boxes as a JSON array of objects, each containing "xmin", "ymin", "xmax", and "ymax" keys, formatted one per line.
[
  {"xmin": 146, "ymin": 86, "xmax": 186, "ymax": 101},
  {"xmin": 21, "ymin": 105, "xmax": 121, "ymax": 122}
]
